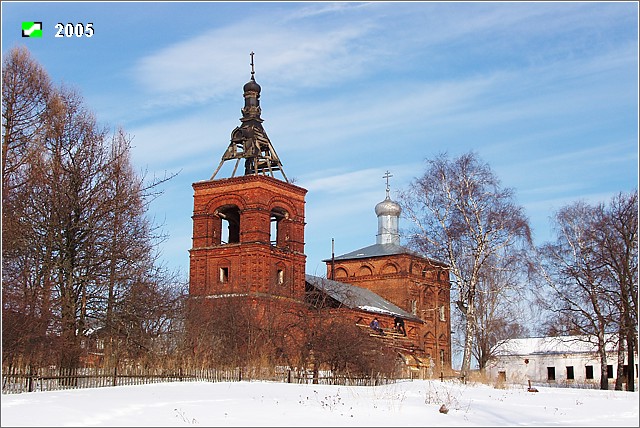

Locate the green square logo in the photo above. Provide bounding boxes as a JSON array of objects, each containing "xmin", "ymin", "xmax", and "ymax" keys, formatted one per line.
[{"xmin": 22, "ymin": 22, "xmax": 43, "ymax": 38}]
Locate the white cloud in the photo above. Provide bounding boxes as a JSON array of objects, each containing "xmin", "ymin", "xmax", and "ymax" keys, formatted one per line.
[{"xmin": 131, "ymin": 18, "xmax": 377, "ymax": 110}]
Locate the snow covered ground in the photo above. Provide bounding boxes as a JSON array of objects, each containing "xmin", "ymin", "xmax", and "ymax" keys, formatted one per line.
[{"xmin": 1, "ymin": 379, "xmax": 638, "ymax": 427}]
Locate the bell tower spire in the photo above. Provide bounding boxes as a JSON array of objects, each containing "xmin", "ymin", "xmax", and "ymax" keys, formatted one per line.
[
  {"xmin": 211, "ymin": 52, "xmax": 288, "ymax": 181},
  {"xmin": 191, "ymin": 53, "xmax": 308, "ymax": 305}
]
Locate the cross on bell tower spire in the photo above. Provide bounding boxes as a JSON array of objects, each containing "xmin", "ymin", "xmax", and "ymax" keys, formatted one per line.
[{"xmin": 250, "ymin": 51, "xmax": 255, "ymax": 80}]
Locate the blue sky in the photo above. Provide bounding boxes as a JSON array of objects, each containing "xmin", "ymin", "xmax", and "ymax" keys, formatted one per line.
[{"xmin": 2, "ymin": 1, "xmax": 638, "ymax": 280}]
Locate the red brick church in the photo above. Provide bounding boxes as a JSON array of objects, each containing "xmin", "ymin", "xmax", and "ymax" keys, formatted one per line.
[{"xmin": 188, "ymin": 55, "xmax": 452, "ymax": 376}]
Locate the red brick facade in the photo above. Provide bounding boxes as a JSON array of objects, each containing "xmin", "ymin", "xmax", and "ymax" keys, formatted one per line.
[
  {"xmin": 188, "ymin": 62, "xmax": 452, "ymax": 376},
  {"xmin": 326, "ymin": 254, "xmax": 452, "ymax": 374},
  {"xmin": 189, "ymin": 175, "xmax": 307, "ymax": 302}
]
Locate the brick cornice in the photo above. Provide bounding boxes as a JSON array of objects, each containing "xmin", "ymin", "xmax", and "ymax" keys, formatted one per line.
[{"xmin": 193, "ymin": 175, "xmax": 308, "ymax": 197}]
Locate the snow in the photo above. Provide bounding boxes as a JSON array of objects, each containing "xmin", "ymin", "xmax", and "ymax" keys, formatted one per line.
[{"xmin": 1, "ymin": 379, "xmax": 638, "ymax": 426}]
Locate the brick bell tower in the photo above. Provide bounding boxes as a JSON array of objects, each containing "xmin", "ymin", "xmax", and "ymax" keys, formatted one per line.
[{"xmin": 189, "ymin": 53, "xmax": 307, "ymax": 304}]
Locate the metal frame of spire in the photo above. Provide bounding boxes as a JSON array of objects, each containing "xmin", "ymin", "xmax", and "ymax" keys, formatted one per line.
[{"xmin": 210, "ymin": 52, "xmax": 289, "ymax": 182}]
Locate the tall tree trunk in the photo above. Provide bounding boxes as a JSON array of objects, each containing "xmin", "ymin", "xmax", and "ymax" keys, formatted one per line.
[
  {"xmin": 615, "ymin": 335, "xmax": 625, "ymax": 390},
  {"xmin": 460, "ymin": 292, "xmax": 476, "ymax": 378},
  {"xmin": 598, "ymin": 332, "xmax": 609, "ymax": 390},
  {"xmin": 627, "ymin": 333, "xmax": 635, "ymax": 392}
]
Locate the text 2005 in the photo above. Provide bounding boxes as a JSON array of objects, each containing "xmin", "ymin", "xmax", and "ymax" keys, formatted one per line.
[{"xmin": 54, "ymin": 23, "xmax": 94, "ymax": 38}]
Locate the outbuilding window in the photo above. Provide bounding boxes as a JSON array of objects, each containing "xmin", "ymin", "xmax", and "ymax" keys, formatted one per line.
[
  {"xmin": 547, "ymin": 367, "xmax": 555, "ymax": 381},
  {"xmin": 585, "ymin": 365, "xmax": 594, "ymax": 380},
  {"xmin": 566, "ymin": 366, "xmax": 574, "ymax": 380}
]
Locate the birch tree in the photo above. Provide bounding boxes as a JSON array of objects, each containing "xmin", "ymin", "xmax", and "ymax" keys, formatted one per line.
[
  {"xmin": 399, "ymin": 151, "xmax": 532, "ymax": 377},
  {"xmin": 536, "ymin": 192, "xmax": 638, "ymax": 391}
]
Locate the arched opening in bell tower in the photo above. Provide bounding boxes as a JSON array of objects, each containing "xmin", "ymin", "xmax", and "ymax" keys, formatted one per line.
[
  {"xmin": 270, "ymin": 208, "xmax": 288, "ymax": 247},
  {"xmin": 217, "ymin": 205, "xmax": 241, "ymax": 244}
]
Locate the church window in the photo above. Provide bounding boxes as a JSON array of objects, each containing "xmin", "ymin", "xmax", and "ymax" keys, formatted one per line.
[
  {"xmin": 277, "ymin": 269, "xmax": 284, "ymax": 285},
  {"xmin": 607, "ymin": 365, "xmax": 614, "ymax": 378},
  {"xmin": 220, "ymin": 267, "xmax": 229, "ymax": 283},
  {"xmin": 382, "ymin": 263, "xmax": 397, "ymax": 275},
  {"xmin": 335, "ymin": 268, "xmax": 348, "ymax": 279},
  {"xmin": 358, "ymin": 265, "xmax": 373, "ymax": 276},
  {"xmin": 439, "ymin": 305, "xmax": 446, "ymax": 321},
  {"xmin": 411, "ymin": 300, "xmax": 417, "ymax": 315},
  {"xmin": 217, "ymin": 206, "xmax": 240, "ymax": 244},
  {"xmin": 422, "ymin": 267, "xmax": 428, "ymax": 277},
  {"xmin": 270, "ymin": 208, "xmax": 287, "ymax": 246}
]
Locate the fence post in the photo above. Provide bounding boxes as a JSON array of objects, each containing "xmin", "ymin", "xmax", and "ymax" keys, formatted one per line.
[
  {"xmin": 112, "ymin": 366, "xmax": 117, "ymax": 387},
  {"xmin": 27, "ymin": 365, "xmax": 34, "ymax": 393}
]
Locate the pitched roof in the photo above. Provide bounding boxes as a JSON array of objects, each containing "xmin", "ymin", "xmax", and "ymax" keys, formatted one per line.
[
  {"xmin": 305, "ymin": 274, "xmax": 422, "ymax": 322},
  {"xmin": 324, "ymin": 243, "xmax": 414, "ymax": 262},
  {"xmin": 491, "ymin": 334, "xmax": 620, "ymax": 356},
  {"xmin": 323, "ymin": 243, "xmax": 447, "ymax": 266}
]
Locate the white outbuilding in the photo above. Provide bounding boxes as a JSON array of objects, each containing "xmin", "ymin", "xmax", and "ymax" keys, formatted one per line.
[{"xmin": 485, "ymin": 334, "xmax": 638, "ymax": 389}]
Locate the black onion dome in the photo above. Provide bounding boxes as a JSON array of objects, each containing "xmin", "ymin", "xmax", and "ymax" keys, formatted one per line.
[{"xmin": 243, "ymin": 77, "xmax": 261, "ymax": 93}]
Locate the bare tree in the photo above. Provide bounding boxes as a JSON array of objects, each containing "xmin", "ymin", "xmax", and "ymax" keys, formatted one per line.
[
  {"xmin": 533, "ymin": 201, "xmax": 619, "ymax": 390},
  {"xmin": 593, "ymin": 191, "xmax": 637, "ymax": 391},
  {"xmin": 2, "ymin": 46, "xmax": 180, "ymax": 373},
  {"xmin": 2, "ymin": 45, "xmax": 51, "ymax": 188},
  {"xmin": 472, "ymin": 251, "xmax": 529, "ymax": 370},
  {"xmin": 399, "ymin": 151, "xmax": 532, "ymax": 377},
  {"xmin": 2, "ymin": 46, "xmax": 54, "ymax": 369}
]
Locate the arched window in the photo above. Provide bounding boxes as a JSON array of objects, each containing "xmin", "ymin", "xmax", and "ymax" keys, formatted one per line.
[
  {"xmin": 335, "ymin": 267, "xmax": 348, "ymax": 279},
  {"xmin": 219, "ymin": 267, "xmax": 229, "ymax": 283},
  {"xmin": 216, "ymin": 205, "xmax": 240, "ymax": 244},
  {"xmin": 358, "ymin": 265, "xmax": 373, "ymax": 276},
  {"xmin": 382, "ymin": 263, "xmax": 398, "ymax": 275},
  {"xmin": 270, "ymin": 208, "xmax": 288, "ymax": 247}
]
